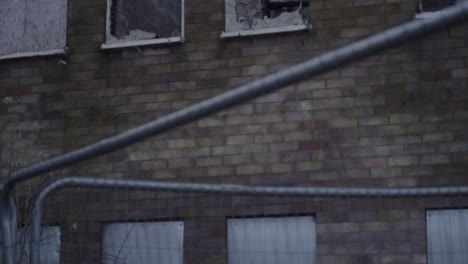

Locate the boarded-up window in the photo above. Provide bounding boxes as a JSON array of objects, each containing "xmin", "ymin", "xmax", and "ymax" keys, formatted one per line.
[
  {"xmin": 222, "ymin": 0, "xmax": 311, "ymax": 38},
  {"xmin": 227, "ymin": 216, "xmax": 316, "ymax": 264},
  {"xmin": 102, "ymin": 221, "xmax": 184, "ymax": 264},
  {"xmin": 16, "ymin": 226, "xmax": 61, "ymax": 264},
  {"xmin": 0, "ymin": 0, "xmax": 67, "ymax": 59},
  {"xmin": 104, "ymin": 0, "xmax": 184, "ymax": 48},
  {"xmin": 427, "ymin": 209, "xmax": 468, "ymax": 264}
]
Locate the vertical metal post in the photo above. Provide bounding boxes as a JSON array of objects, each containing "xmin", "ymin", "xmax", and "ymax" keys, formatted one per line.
[
  {"xmin": 30, "ymin": 198, "xmax": 41, "ymax": 264},
  {"xmin": 1, "ymin": 192, "xmax": 18, "ymax": 264}
]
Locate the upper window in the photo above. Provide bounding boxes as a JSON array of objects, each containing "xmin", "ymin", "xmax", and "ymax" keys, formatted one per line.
[
  {"xmin": 102, "ymin": 0, "xmax": 185, "ymax": 49},
  {"xmin": 221, "ymin": 0, "xmax": 311, "ymax": 38},
  {"xmin": 416, "ymin": 0, "xmax": 463, "ymax": 18},
  {"xmin": 0, "ymin": 0, "xmax": 67, "ymax": 60},
  {"xmin": 426, "ymin": 209, "xmax": 468, "ymax": 264},
  {"xmin": 227, "ymin": 216, "xmax": 316, "ymax": 264},
  {"xmin": 102, "ymin": 221, "xmax": 184, "ymax": 264}
]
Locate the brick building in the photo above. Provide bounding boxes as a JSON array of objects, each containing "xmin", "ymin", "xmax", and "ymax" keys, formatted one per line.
[{"xmin": 1, "ymin": 0, "xmax": 468, "ymax": 263}]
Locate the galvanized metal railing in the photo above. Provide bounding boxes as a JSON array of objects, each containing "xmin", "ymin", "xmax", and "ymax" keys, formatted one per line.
[{"xmin": 30, "ymin": 177, "xmax": 468, "ymax": 264}]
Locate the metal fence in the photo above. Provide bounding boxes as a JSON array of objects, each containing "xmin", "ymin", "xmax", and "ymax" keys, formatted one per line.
[
  {"xmin": 1, "ymin": 2, "xmax": 468, "ymax": 264},
  {"xmin": 28, "ymin": 177, "xmax": 468, "ymax": 264}
]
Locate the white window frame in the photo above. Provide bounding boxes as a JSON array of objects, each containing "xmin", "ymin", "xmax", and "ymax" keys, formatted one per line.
[
  {"xmin": 221, "ymin": 24, "xmax": 310, "ymax": 38},
  {"xmin": 227, "ymin": 216, "xmax": 316, "ymax": 264},
  {"xmin": 415, "ymin": 0, "xmax": 463, "ymax": 19},
  {"xmin": 0, "ymin": 0, "xmax": 68, "ymax": 61},
  {"xmin": 220, "ymin": 0, "xmax": 312, "ymax": 39},
  {"xmin": 101, "ymin": 0, "xmax": 185, "ymax": 50},
  {"xmin": 101, "ymin": 221, "xmax": 184, "ymax": 264},
  {"xmin": 0, "ymin": 49, "xmax": 67, "ymax": 61}
]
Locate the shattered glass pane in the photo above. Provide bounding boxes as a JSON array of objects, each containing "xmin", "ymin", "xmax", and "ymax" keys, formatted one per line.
[
  {"xmin": 225, "ymin": 0, "xmax": 310, "ymax": 32},
  {"xmin": 108, "ymin": 0, "xmax": 182, "ymax": 43},
  {"xmin": 420, "ymin": 0, "xmax": 457, "ymax": 12},
  {"xmin": 267, "ymin": 0, "xmax": 310, "ymax": 19}
]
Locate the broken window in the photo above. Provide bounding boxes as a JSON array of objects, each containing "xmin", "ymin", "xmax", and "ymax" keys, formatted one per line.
[
  {"xmin": 103, "ymin": 0, "xmax": 184, "ymax": 49},
  {"xmin": 0, "ymin": 0, "xmax": 67, "ymax": 60},
  {"xmin": 417, "ymin": 0, "xmax": 458, "ymax": 13},
  {"xmin": 222, "ymin": 0, "xmax": 311, "ymax": 38},
  {"xmin": 415, "ymin": 0, "xmax": 465, "ymax": 18}
]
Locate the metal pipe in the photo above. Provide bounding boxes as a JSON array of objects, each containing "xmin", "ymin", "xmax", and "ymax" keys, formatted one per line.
[
  {"xmin": 6, "ymin": 3, "xmax": 468, "ymax": 193},
  {"xmin": 8, "ymin": 2, "xmax": 468, "ymax": 263},
  {"xmin": 30, "ymin": 177, "xmax": 468, "ymax": 264}
]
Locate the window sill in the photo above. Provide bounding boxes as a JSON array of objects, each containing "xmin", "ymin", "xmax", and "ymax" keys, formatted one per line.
[
  {"xmin": 414, "ymin": 9, "xmax": 451, "ymax": 19},
  {"xmin": 220, "ymin": 24, "xmax": 311, "ymax": 39},
  {"xmin": 0, "ymin": 48, "xmax": 67, "ymax": 61},
  {"xmin": 101, "ymin": 36, "xmax": 184, "ymax": 50}
]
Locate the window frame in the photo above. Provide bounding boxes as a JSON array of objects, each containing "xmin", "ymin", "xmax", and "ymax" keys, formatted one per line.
[
  {"xmin": 0, "ymin": 49, "xmax": 67, "ymax": 61},
  {"xmin": 220, "ymin": 0, "xmax": 311, "ymax": 39},
  {"xmin": 221, "ymin": 24, "xmax": 310, "ymax": 38},
  {"xmin": 101, "ymin": 0, "xmax": 185, "ymax": 50}
]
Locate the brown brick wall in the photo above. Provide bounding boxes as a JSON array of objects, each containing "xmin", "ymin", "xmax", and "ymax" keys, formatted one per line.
[
  {"xmin": 43, "ymin": 190, "xmax": 468, "ymax": 264},
  {"xmin": 2, "ymin": 0, "xmax": 468, "ymax": 263}
]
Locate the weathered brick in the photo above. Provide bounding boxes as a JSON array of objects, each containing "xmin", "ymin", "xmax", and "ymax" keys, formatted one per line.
[
  {"xmin": 388, "ymin": 156, "xmax": 419, "ymax": 166},
  {"xmin": 168, "ymin": 158, "xmax": 193, "ymax": 168},
  {"xmin": 355, "ymin": 95, "xmax": 385, "ymax": 106},
  {"xmin": 207, "ymin": 166, "xmax": 234, "ymax": 177},
  {"xmin": 376, "ymin": 125, "xmax": 406, "ymax": 136},
  {"xmin": 452, "ymin": 68, "xmax": 468, "ymax": 78},
  {"xmin": 340, "ymin": 27, "xmax": 370, "ymax": 38},
  {"xmin": 363, "ymin": 221, "xmax": 391, "ymax": 232},
  {"xmin": 269, "ymin": 163, "xmax": 294, "ymax": 173},
  {"xmin": 420, "ymin": 154, "xmax": 451, "ymax": 164},
  {"xmin": 294, "ymin": 161, "xmax": 323, "ymax": 171},
  {"xmin": 195, "ymin": 157, "xmax": 222, "ymax": 167},
  {"xmin": 242, "ymin": 46, "xmax": 270, "ymax": 56},
  {"xmin": 141, "ymin": 160, "xmax": 167, "ymax": 170},
  {"xmin": 438, "ymin": 142, "xmax": 468, "ymax": 152},
  {"xmin": 129, "ymin": 151, "xmax": 157, "ymax": 161},
  {"xmin": 166, "ymin": 139, "xmax": 195, "ymax": 149},
  {"xmin": 390, "ymin": 114, "xmax": 418, "ymax": 124},
  {"xmin": 329, "ymin": 117, "xmax": 358, "ymax": 128},
  {"xmin": 236, "ymin": 164, "xmax": 264, "ymax": 175},
  {"xmin": 319, "ymin": 223, "xmax": 361, "ymax": 233},
  {"xmin": 359, "ymin": 116, "xmax": 388, "ymax": 126}
]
